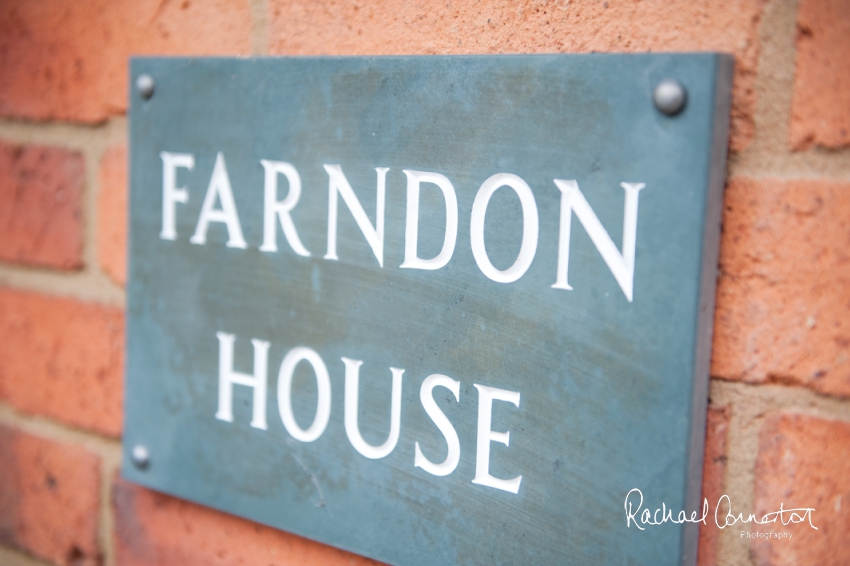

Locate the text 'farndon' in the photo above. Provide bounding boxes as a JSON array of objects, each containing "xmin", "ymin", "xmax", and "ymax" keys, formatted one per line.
[{"xmin": 159, "ymin": 151, "xmax": 646, "ymax": 301}]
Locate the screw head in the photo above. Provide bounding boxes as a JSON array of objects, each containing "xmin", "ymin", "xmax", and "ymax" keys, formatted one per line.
[
  {"xmin": 653, "ymin": 79, "xmax": 687, "ymax": 116},
  {"xmin": 131, "ymin": 444, "xmax": 150, "ymax": 469},
  {"xmin": 136, "ymin": 74, "xmax": 155, "ymax": 99}
]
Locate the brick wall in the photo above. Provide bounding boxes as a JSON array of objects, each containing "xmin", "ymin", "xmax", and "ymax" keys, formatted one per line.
[{"xmin": 0, "ymin": 1, "xmax": 847, "ymax": 565}]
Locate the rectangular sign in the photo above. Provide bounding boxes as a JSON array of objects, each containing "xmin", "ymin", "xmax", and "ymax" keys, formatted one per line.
[{"xmin": 125, "ymin": 54, "xmax": 732, "ymax": 566}]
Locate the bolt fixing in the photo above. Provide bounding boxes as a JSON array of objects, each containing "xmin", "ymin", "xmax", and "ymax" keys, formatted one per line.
[
  {"xmin": 131, "ymin": 444, "xmax": 150, "ymax": 469},
  {"xmin": 653, "ymin": 79, "xmax": 687, "ymax": 116},
  {"xmin": 136, "ymin": 74, "xmax": 155, "ymax": 99}
]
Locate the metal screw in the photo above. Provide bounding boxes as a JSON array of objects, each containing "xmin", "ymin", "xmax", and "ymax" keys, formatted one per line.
[
  {"xmin": 136, "ymin": 74, "xmax": 155, "ymax": 99},
  {"xmin": 653, "ymin": 79, "xmax": 687, "ymax": 116},
  {"xmin": 131, "ymin": 444, "xmax": 150, "ymax": 469}
]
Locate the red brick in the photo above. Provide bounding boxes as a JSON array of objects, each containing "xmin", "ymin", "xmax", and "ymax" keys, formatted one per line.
[
  {"xmin": 0, "ymin": 289, "xmax": 124, "ymax": 437},
  {"xmin": 0, "ymin": 425, "xmax": 102, "ymax": 566},
  {"xmin": 112, "ymin": 479, "xmax": 383, "ymax": 566},
  {"xmin": 0, "ymin": 141, "xmax": 84, "ymax": 270},
  {"xmin": 790, "ymin": 0, "xmax": 850, "ymax": 149},
  {"xmin": 753, "ymin": 413, "xmax": 850, "ymax": 565},
  {"xmin": 98, "ymin": 146, "xmax": 127, "ymax": 286},
  {"xmin": 711, "ymin": 178, "xmax": 850, "ymax": 397},
  {"xmin": 269, "ymin": 0, "xmax": 766, "ymax": 151},
  {"xmin": 697, "ymin": 406, "xmax": 730, "ymax": 566},
  {"xmin": 0, "ymin": 0, "xmax": 252, "ymax": 124}
]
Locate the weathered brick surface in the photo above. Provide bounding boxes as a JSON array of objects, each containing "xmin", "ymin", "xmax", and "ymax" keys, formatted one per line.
[
  {"xmin": 98, "ymin": 146, "xmax": 127, "ymax": 286},
  {"xmin": 0, "ymin": 0, "xmax": 252, "ymax": 123},
  {"xmin": 0, "ymin": 141, "xmax": 84, "ymax": 270},
  {"xmin": 269, "ymin": 0, "xmax": 766, "ymax": 150},
  {"xmin": 753, "ymin": 413, "xmax": 850, "ymax": 565},
  {"xmin": 0, "ymin": 425, "xmax": 102, "ymax": 566},
  {"xmin": 711, "ymin": 178, "xmax": 850, "ymax": 397},
  {"xmin": 112, "ymin": 479, "xmax": 383, "ymax": 566},
  {"xmin": 790, "ymin": 0, "xmax": 850, "ymax": 149},
  {"xmin": 697, "ymin": 406, "xmax": 730, "ymax": 566},
  {"xmin": 0, "ymin": 289, "xmax": 124, "ymax": 437}
]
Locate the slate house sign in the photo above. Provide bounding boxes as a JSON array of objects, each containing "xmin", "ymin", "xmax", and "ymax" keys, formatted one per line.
[{"xmin": 124, "ymin": 54, "xmax": 733, "ymax": 566}]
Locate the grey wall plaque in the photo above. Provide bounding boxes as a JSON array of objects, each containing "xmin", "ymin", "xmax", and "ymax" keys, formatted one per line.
[{"xmin": 124, "ymin": 54, "xmax": 732, "ymax": 566}]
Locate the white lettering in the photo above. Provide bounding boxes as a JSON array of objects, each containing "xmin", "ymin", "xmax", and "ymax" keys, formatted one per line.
[
  {"xmin": 472, "ymin": 383, "xmax": 522, "ymax": 494},
  {"xmin": 414, "ymin": 374, "xmax": 461, "ymax": 476},
  {"xmin": 324, "ymin": 165, "xmax": 388, "ymax": 267},
  {"xmin": 259, "ymin": 160, "xmax": 310, "ymax": 256},
  {"xmin": 277, "ymin": 347, "xmax": 331, "ymax": 442},
  {"xmin": 342, "ymin": 357, "xmax": 404, "ymax": 459},
  {"xmin": 159, "ymin": 151, "xmax": 194, "ymax": 240},
  {"xmin": 215, "ymin": 332, "xmax": 269, "ymax": 430},
  {"xmin": 400, "ymin": 170, "xmax": 458, "ymax": 270},
  {"xmin": 190, "ymin": 152, "xmax": 248, "ymax": 248},
  {"xmin": 552, "ymin": 180, "xmax": 645, "ymax": 302},
  {"xmin": 470, "ymin": 173, "xmax": 539, "ymax": 283}
]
